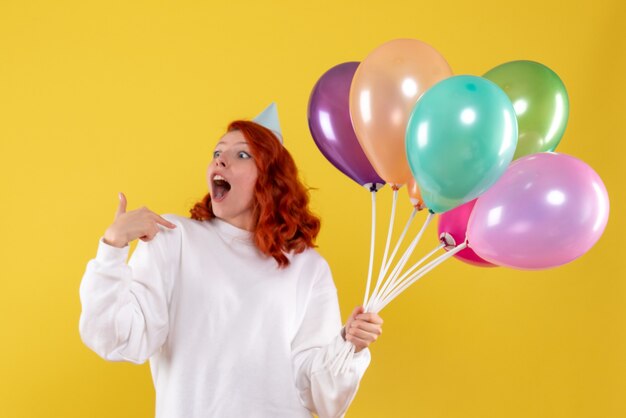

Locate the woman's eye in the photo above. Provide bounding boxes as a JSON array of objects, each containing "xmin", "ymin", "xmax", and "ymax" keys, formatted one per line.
[
  {"xmin": 238, "ymin": 151, "xmax": 251, "ymax": 159},
  {"xmin": 213, "ymin": 150, "xmax": 221, "ymax": 159}
]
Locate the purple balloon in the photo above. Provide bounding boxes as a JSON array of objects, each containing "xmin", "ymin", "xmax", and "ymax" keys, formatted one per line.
[
  {"xmin": 438, "ymin": 199, "xmax": 497, "ymax": 268},
  {"xmin": 467, "ymin": 153, "xmax": 609, "ymax": 270},
  {"xmin": 308, "ymin": 62, "xmax": 385, "ymax": 189}
]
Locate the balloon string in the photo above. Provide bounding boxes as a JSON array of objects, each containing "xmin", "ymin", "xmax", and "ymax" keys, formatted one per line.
[
  {"xmin": 330, "ymin": 340, "xmax": 352, "ymax": 375},
  {"xmin": 336, "ymin": 213, "xmax": 432, "ymax": 374},
  {"xmin": 365, "ymin": 188, "xmax": 398, "ymax": 312},
  {"xmin": 334, "ymin": 190, "xmax": 377, "ymax": 375},
  {"xmin": 379, "ymin": 207, "xmax": 418, "ymax": 291},
  {"xmin": 332, "ymin": 190, "xmax": 377, "ymax": 374},
  {"xmin": 375, "ymin": 242, "xmax": 467, "ymax": 312},
  {"xmin": 337, "ymin": 192, "xmax": 403, "ymax": 375},
  {"xmin": 333, "ymin": 341, "xmax": 354, "ymax": 376},
  {"xmin": 369, "ymin": 211, "xmax": 434, "ymax": 310},
  {"xmin": 334, "ymin": 219, "xmax": 444, "ymax": 374},
  {"xmin": 378, "ymin": 188, "xmax": 399, "ymax": 282},
  {"xmin": 368, "ymin": 213, "xmax": 427, "ymax": 311},
  {"xmin": 388, "ymin": 211, "xmax": 434, "ymax": 286},
  {"xmin": 378, "ymin": 242, "xmax": 466, "ymax": 311},
  {"xmin": 370, "ymin": 208, "xmax": 421, "ymax": 308},
  {"xmin": 362, "ymin": 190, "xmax": 377, "ymax": 307},
  {"xmin": 373, "ymin": 243, "xmax": 445, "ymax": 312},
  {"xmin": 340, "ymin": 344, "xmax": 355, "ymax": 374}
]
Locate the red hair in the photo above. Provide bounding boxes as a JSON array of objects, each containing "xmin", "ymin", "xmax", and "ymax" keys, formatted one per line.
[{"xmin": 190, "ymin": 120, "xmax": 321, "ymax": 268}]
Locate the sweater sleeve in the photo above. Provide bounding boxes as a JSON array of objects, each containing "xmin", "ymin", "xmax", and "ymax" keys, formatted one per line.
[
  {"xmin": 291, "ymin": 260, "xmax": 371, "ymax": 418},
  {"xmin": 78, "ymin": 216, "xmax": 179, "ymax": 364}
]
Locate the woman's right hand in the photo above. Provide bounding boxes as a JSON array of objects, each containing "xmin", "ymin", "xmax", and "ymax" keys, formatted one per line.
[{"xmin": 102, "ymin": 192, "xmax": 177, "ymax": 248}]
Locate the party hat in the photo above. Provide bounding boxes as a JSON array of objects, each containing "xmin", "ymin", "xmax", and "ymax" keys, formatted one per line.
[{"xmin": 253, "ymin": 102, "xmax": 283, "ymax": 144}]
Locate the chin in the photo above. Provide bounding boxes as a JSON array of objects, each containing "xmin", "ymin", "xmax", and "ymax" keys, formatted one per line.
[
  {"xmin": 211, "ymin": 205, "xmax": 225, "ymax": 218},
  {"xmin": 210, "ymin": 199, "xmax": 223, "ymax": 217},
  {"xmin": 212, "ymin": 204, "xmax": 239, "ymax": 222}
]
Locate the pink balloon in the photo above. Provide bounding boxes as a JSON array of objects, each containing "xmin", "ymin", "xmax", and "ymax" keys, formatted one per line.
[
  {"xmin": 467, "ymin": 153, "xmax": 609, "ymax": 270},
  {"xmin": 438, "ymin": 199, "xmax": 497, "ymax": 268}
]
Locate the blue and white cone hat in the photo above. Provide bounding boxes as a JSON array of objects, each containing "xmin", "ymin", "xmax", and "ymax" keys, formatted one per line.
[{"xmin": 253, "ymin": 102, "xmax": 283, "ymax": 144}]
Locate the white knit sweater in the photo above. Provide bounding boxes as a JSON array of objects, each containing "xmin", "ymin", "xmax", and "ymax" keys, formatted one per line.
[{"xmin": 79, "ymin": 214, "xmax": 370, "ymax": 418}]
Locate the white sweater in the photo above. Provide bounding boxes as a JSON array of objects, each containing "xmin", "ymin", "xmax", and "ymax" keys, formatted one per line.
[{"xmin": 78, "ymin": 214, "xmax": 370, "ymax": 418}]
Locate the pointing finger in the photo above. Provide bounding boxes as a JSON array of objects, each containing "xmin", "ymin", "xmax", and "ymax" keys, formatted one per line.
[
  {"xmin": 115, "ymin": 192, "xmax": 127, "ymax": 219},
  {"xmin": 154, "ymin": 214, "xmax": 177, "ymax": 229}
]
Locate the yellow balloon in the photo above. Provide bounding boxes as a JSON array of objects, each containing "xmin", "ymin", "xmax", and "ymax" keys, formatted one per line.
[{"xmin": 349, "ymin": 39, "xmax": 453, "ymax": 187}]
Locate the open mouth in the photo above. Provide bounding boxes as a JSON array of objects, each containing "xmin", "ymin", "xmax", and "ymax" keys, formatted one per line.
[{"xmin": 212, "ymin": 174, "xmax": 231, "ymax": 202}]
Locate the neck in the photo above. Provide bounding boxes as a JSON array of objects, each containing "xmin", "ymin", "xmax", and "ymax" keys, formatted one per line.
[{"xmin": 217, "ymin": 215, "xmax": 255, "ymax": 232}]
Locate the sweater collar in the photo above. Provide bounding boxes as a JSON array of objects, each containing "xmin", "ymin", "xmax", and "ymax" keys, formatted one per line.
[{"xmin": 212, "ymin": 217, "xmax": 254, "ymax": 244}]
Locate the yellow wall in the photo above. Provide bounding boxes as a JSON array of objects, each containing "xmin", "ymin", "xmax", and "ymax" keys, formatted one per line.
[{"xmin": 1, "ymin": 0, "xmax": 624, "ymax": 417}]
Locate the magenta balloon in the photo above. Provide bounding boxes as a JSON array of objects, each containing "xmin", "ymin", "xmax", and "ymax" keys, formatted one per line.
[
  {"xmin": 467, "ymin": 153, "xmax": 610, "ymax": 270},
  {"xmin": 438, "ymin": 199, "xmax": 497, "ymax": 268}
]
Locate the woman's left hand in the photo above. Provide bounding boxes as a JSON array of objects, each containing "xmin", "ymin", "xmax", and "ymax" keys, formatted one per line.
[{"xmin": 342, "ymin": 306, "xmax": 383, "ymax": 353}]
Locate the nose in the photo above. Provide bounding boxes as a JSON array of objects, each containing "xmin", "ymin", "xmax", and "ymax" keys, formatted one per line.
[{"xmin": 215, "ymin": 154, "xmax": 226, "ymax": 167}]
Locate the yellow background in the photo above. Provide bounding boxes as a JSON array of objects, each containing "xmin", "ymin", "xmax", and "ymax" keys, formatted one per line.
[{"xmin": 1, "ymin": 0, "xmax": 624, "ymax": 417}]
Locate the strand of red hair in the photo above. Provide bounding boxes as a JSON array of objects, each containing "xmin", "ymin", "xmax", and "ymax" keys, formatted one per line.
[{"xmin": 190, "ymin": 120, "xmax": 321, "ymax": 268}]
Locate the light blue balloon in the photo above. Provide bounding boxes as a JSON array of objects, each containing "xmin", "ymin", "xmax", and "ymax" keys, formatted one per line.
[{"xmin": 405, "ymin": 75, "xmax": 518, "ymax": 213}]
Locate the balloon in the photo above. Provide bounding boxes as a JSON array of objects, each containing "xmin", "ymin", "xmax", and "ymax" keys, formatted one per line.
[
  {"xmin": 438, "ymin": 199, "xmax": 497, "ymax": 268},
  {"xmin": 349, "ymin": 38, "xmax": 453, "ymax": 187},
  {"xmin": 467, "ymin": 153, "xmax": 609, "ymax": 270},
  {"xmin": 406, "ymin": 177, "xmax": 426, "ymax": 210},
  {"xmin": 483, "ymin": 60, "xmax": 569, "ymax": 160},
  {"xmin": 405, "ymin": 75, "xmax": 518, "ymax": 213},
  {"xmin": 308, "ymin": 62, "xmax": 385, "ymax": 190}
]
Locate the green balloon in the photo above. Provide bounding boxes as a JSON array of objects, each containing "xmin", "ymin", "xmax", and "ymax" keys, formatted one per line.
[
  {"xmin": 405, "ymin": 75, "xmax": 518, "ymax": 213},
  {"xmin": 483, "ymin": 60, "xmax": 569, "ymax": 160}
]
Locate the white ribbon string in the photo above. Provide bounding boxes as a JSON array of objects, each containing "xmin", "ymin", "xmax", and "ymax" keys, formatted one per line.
[
  {"xmin": 368, "ymin": 211, "xmax": 434, "ymax": 311},
  {"xmin": 375, "ymin": 242, "xmax": 467, "ymax": 312},
  {"xmin": 373, "ymin": 243, "xmax": 445, "ymax": 312},
  {"xmin": 362, "ymin": 190, "xmax": 377, "ymax": 307},
  {"xmin": 370, "ymin": 207, "xmax": 418, "ymax": 308},
  {"xmin": 365, "ymin": 188, "xmax": 399, "ymax": 312}
]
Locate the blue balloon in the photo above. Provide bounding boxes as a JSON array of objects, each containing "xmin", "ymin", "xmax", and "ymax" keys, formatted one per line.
[{"xmin": 405, "ymin": 75, "xmax": 518, "ymax": 213}]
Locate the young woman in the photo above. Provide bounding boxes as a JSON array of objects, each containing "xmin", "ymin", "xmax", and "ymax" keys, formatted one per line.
[{"xmin": 78, "ymin": 105, "xmax": 384, "ymax": 418}]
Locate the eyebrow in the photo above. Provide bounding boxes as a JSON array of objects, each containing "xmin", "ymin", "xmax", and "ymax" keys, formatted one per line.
[{"xmin": 215, "ymin": 141, "xmax": 249, "ymax": 147}]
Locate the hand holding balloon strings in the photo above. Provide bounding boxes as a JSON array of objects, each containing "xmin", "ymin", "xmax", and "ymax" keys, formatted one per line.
[{"xmin": 332, "ymin": 195, "xmax": 443, "ymax": 374}]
